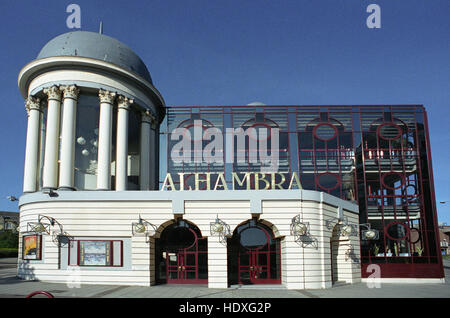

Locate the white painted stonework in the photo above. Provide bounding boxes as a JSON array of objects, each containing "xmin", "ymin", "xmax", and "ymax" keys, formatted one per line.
[{"xmin": 17, "ymin": 190, "xmax": 361, "ymax": 289}]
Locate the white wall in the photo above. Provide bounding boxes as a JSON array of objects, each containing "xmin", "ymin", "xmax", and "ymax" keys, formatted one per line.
[{"xmin": 18, "ymin": 195, "xmax": 360, "ymax": 289}]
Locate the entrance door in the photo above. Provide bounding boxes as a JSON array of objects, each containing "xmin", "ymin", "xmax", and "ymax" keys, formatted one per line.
[
  {"xmin": 239, "ymin": 249, "xmax": 273, "ymax": 284},
  {"xmin": 166, "ymin": 242, "xmax": 205, "ymax": 283},
  {"xmin": 157, "ymin": 220, "xmax": 208, "ymax": 284},
  {"xmin": 230, "ymin": 220, "xmax": 281, "ymax": 285}
]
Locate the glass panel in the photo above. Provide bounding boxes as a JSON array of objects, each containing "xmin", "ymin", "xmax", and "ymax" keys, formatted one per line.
[
  {"xmin": 185, "ymin": 253, "xmax": 196, "ymax": 266},
  {"xmin": 112, "ymin": 241, "xmax": 122, "ymax": 266},
  {"xmin": 198, "ymin": 253, "xmax": 208, "ymax": 279},
  {"xmin": 78, "ymin": 241, "xmax": 111, "ymax": 266},
  {"xmin": 317, "ymin": 172, "xmax": 340, "ymax": 191},
  {"xmin": 314, "ymin": 123, "xmax": 337, "ymax": 141},
  {"xmin": 74, "ymin": 94, "xmax": 100, "ymax": 190},
  {"xmin": 379, "ymin": 123, "xmax": 401, "ymax": 140},
  {"xmin": 185, "ymin": 271, "xmax": 196, "ymax": 279},
  {"xmin": 37, "ymin": 108, "xmax": 47, "ymax": 190},
  {"xmin": 169, "ymin": 271, "xmax": 178, "ymax": 279},
  {"xmin": 239, "ymin": 253, "xmax": 250, "ymax": 266},
  {"xmin": 127, "ymin": 110, "xmax": 140, "ymax": 190},
  {"xmin": 168, "ymin": 253, "xmax": 177, "ymax": 266},
  {"xmin": 240, "ymin": 228, "xmax": 268, "ymax": 249},
  {"xmin": 270, "ymin": 252, "xmax": 281, "ymax": 279},
  {"xmin": 161, "ymin": 224, "xmax": 196, "ymax": 251}
]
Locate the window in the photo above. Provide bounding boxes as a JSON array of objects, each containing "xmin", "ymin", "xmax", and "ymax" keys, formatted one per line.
[
  {"xmin": 74, "ymin": 94, "xmax": 101, "ymax": 190},
  {"xmin": 69, "ymin": 239, "xmax": 123, "ymax": 267}
]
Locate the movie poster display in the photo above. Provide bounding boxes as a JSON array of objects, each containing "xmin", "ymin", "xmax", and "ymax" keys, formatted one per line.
[
  {"xmin": 23, "ymin": 234, "xmax": 41, "ymax": 260},
  {"xmin": 79, "ymin": 241, "xmax": 111, "ymax": 266}
]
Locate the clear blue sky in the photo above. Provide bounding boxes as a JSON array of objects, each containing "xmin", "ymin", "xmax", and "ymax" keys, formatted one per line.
[{"xmin": 0, "ymin": 0, "xmax": 448, "ymax": 223}]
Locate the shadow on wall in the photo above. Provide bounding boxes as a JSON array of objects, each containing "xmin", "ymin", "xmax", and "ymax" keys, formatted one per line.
[
  {"xmin": 297, "ymin": 235, "xmax": 319, "ymax": 249},
  {"xmin": 17, "ymin": 260, "xmax": 37, "ymax": 281}
]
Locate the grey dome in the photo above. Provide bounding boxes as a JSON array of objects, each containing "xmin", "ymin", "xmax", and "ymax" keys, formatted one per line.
[{"xmin": 37, "ymin": 31, "xmax": 152, "ymax": 83}]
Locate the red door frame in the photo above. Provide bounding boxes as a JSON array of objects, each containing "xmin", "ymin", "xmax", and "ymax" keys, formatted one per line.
[
  {"xmin": 237, "ymin": 223, "xmax": 281, "ymax": 285},
  {"xmin": 165, "ymin": 227, "xmax": 208, "ymax": 284}
]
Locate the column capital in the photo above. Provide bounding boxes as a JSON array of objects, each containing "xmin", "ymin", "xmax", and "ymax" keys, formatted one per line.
[
  {"xmin": 141, "ymin": 110, "xmax": 157, "ymax": 124},
  {"xmin": 98, "ymin": 89, "xmax": 116, "ymax": 104},
  {"xmin": 43, "ymin": 85, "xmax": 62, "ymax": 102},
  {"xmin": 61, "ymin": 85, "xmax": 80, "ymax": 100},
  {"xmin": 117, "ymin": 95, "xmax": 134, "ymax": 110},
  {"xmin": 25, "ymin": 96, "xmax": 41, "ymax": 114}
]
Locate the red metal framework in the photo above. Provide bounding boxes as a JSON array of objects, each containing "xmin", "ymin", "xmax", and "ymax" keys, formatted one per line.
[{"xmin": 163, "ymin": 105, "xmax": 443, "ymax": 279}]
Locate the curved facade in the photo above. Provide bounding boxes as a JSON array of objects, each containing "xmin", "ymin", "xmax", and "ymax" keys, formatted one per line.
[{"xmin": 19, "ymin": 31, "xmax": 164, "ymax": 193}]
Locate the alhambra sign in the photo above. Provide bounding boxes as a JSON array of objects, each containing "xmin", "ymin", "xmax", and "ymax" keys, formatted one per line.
[{"xmin": 160, "ymin": 172, "xmax": 302, "ymax": 191}]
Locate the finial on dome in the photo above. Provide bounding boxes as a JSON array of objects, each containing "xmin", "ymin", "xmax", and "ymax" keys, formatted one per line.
[{"xmin": 99, "ymin": 21, "xmax": 103, "ymax": 34}]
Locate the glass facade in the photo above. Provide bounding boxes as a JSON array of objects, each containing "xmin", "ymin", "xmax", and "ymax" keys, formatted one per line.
[
  {"xmin": 161, "ymin": 105, "xmax": 442, "ymax": 278},
  {"xmin": 33, "ymin": 91, "xmax": 144, "ymax": 191}
]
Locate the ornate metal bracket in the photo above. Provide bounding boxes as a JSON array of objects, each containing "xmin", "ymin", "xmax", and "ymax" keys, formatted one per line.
[
  {"xmin": 210, "ymin": 215, "xmax": 231, "ymax": 245},
  {"xmin": 132, "ymin": 215, "xmax": 157, "ymax": 242},
  {"xmin": 291, "ymin": 214, "xmax": 318, "ymax": 248},
  {"xmin": 26, "ymin": 215, "xmax": 71, "ymax": 246}
]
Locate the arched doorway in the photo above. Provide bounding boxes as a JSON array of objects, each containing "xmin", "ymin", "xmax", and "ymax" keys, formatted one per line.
[
  {"xmin": 330, "ymin": 225, "xmax": 340, "ymax": 284},
  {"xmin": 330, "ymin": 223, "xmax": 351, "ymax": 285},
  {"xmin": 155, "ymin": 220, "xmax": 208, "ymax": 284},
  {"xmin": 228, "ymin": 219, "xmax": 281, "ymax": 285}
]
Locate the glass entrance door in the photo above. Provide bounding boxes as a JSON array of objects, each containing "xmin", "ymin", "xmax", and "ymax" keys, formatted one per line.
[
  {"xmin": 166, "ymin": 244, "xmax": 205, "ymax": 283},
  {"xmin": 230, "ymin": 220, "xmax": 281, "ymax": 285},
  {"xmin": 157, "ymin": 220, "xmax": 208, "ymax": 284},
  {"xmin": 239, "ymin": 250, "xmax": 273, "ymax": 284}
]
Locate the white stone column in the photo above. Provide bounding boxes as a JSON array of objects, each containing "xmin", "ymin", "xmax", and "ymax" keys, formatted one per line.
[
  {"xmin": 139, "ymin": 111, "xmax": 153, "ymax": 190},
  {"xmin": 115, "ymin": 95, "xmax": 133, "ymax": 191},
  {"xmin": 42, "ymin": 86, "xmax": 62, "ymax": 190},
  {"xmin": 58, "ymin": 85, "xmax": 80, "ymax": 190},
  {"xmin": 23, "ymin": 96, "xmax": 42, "ymax": 192},
  {"xmin": 207, "ymin": 235, "xmax": 228, "ymax": 289},
  {"xmin": 97, "ymin": 89, "xmax": 116, "ymax": 190}
]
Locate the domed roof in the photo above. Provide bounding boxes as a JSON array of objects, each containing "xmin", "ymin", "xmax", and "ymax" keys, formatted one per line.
[{"xmin": 37, "ymin": 31, "xmax": 152, "ymax": 83}]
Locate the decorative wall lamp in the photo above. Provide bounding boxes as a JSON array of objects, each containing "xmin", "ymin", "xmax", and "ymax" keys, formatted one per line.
[
  {"xmin": 26, "ymin": 215, "xmax": 70, "ymax": 246},
  {"xmin": 359, "ymin": 223, "xmax": 379, "ymax": 240},
  {"xmin": 132, "ymin": 215, "xmax": 157, "ymax": 239},
  {"xmin": 27, "ymin": 215, "xmax": 63, "ymax": 235},
  {"xmin": 290, "ymin": 214, "xmax": 309, "ymax": 237},
  {"xmin": 325, "ymin": 216, "xmax": 358, "ymax": 237},
  {"xmin": 210, "ymin": 215, "xmax": 231, "ymax": 244},
  {"xmin": 290, "ymin": 214, "xmax": 319, "ymax": 248},
  {"xmin": 325, "ymin": 217, "xmax": 379, "ymax": 240}
]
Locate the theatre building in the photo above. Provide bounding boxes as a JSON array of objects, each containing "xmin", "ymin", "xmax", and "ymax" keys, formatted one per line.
[{"xmin": 16, "ymin": 31, "xmax": 444, "ymax": 289}]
